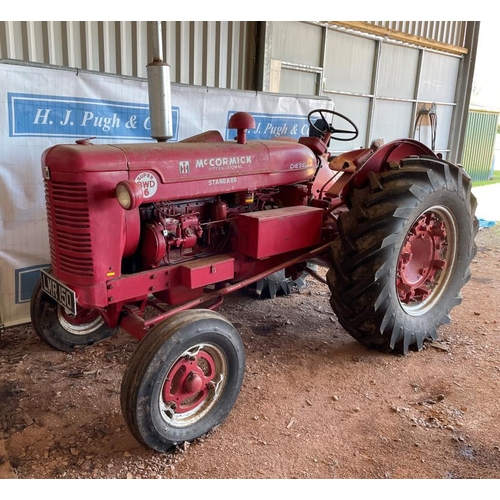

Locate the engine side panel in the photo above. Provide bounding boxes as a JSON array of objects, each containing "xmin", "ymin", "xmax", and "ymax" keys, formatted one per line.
[{"xmin": 238, "ymin": 206, "xmax": 324, "ymax": 259}]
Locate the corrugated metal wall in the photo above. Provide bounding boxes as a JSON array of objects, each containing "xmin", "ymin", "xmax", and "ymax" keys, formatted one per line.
[
  {"xmin": 0, "ymin": 21, "xmax": 257, "ymax": 89},
  {"xmin": 0, "ymin": 20, "xmax": 477, "ymax": 164},
  {"xmin": 366, "ymin": 21, "xmax": 468, "ymax": 47},
  {"xmin": 461, "ymin": 110, "xmax": 499, "ymax": 181},
  {"xmin": 0, "ymin": 21, "xmax": 468, "ymax": 88},
  {"xmin": 267, "ymin": 21, "xmax": 472, "ymax": 161}
]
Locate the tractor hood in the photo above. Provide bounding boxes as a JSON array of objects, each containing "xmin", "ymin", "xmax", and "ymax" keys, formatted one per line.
[{"xmin": 42, "ymin": 138, "xmax": 318, "ymax": 202}]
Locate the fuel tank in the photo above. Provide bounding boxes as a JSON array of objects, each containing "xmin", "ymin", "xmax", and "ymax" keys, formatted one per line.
[{"xmin": 42, "ymin": 137, "xmax": 318, "ymax": 202}]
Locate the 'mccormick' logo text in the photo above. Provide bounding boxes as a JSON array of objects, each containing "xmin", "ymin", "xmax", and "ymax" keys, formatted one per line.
[{"xmin": 196, "ymin": 156, "xmax": 252, "ymax": 171}]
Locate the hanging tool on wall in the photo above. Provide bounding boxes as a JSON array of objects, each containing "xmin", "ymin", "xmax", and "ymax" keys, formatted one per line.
[{"xmin": 414, "ymin": 102, "xmax": 437, "ymax": 151}]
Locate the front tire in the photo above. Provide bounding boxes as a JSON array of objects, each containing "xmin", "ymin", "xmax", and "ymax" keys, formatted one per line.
[
  {"xmin": 120, "ymin": 309, "xmax": 245, "ymax": 452},
  {"xmin": 327, "ymin": 157, "xmax": 478, "ymax": 354},
  {"xmin": 30, "ymin": 279, "xmax": 116, "ymax": 351}
]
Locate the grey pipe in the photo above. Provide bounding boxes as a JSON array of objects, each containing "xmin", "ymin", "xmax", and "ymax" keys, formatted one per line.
[{"xmin": 147, "ymin": 21, "xmax": 173, "ymax": 142}]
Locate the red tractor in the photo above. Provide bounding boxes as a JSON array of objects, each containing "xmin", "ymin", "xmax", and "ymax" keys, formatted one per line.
[{"xmin": 31, "ymin": 107, "xmax": 477, "ymax": 453}]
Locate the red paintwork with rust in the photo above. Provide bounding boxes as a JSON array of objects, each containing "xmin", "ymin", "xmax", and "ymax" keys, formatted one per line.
[
  {"xmin": 42, "ymin": 135, "xmax": 318, "ymax": 311},
  {"xmin": 44, "ymin": 140, "xmax": 317, "ymax": 201},
  {"xmin": 41, "ymin": 116, "xmax": 437, "ymax": 337}
]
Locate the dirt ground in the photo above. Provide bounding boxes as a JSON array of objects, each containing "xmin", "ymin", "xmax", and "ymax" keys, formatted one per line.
[{"xmin": 1, "ymin": 225, "xmax": 500, "ymax": 486}]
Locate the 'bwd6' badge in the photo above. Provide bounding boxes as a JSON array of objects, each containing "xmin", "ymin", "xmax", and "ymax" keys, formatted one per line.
[{"xmin": 134, "ymin": 172, "xmax": 158, "ymax": 198}]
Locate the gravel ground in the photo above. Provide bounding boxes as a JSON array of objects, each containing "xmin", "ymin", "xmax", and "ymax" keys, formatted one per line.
[{"xmin": 1, "ymin": 225, "xmax": 499, "ymax": 495}]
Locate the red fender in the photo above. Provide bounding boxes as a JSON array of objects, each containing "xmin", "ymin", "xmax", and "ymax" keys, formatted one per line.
[{"xmin": 341, "ymin": 138, "xmax": 436, "ymax": 198}]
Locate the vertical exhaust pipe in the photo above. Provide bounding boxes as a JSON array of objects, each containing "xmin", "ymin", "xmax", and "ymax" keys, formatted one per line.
[{"xmin": 147, "ymin": 21, "xmax": 173, "ymax": 142}]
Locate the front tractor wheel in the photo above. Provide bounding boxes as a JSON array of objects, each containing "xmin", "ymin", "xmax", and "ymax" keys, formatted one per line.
[
  {"xmin": 327, "ymin": 157, "xmax": 478, "ymax": 354},
  {"xmin": 120, "ymin": 309, "xmax": 245, "ymax": 453},
  {"xmin": 30, "ymin": 279, "xmax": 117, "ymax": 351}
]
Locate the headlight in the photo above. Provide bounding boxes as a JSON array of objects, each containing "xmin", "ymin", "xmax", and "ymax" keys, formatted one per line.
[{"xmin": 115, "ymin": 181, "xmax": 144, "ymax": 210}]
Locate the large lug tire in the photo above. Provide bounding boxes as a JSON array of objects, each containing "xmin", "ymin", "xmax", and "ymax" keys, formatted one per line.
[
  {"xmin": 246, "ymin": 264, "xmax": 317, "ymax": 299},
  {"xmin": 30, "ymin": 279, "xmax": 117, "ymax": 352},
  {"xmin": 247, "ymin": 269, "xmax": 303, "ymax": 299},
  {"xmin": 327, "ymin": 157, "xmax": 478, "ymax": 354},
  {"xmin": 120, "ymin": 309, "xmax": 245, "ymax": 453}
]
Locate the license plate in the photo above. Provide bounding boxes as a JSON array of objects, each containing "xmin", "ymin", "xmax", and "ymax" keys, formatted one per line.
[{"xmin": 41, "ymin": 270, "xmax": 77, "ymax": 315}]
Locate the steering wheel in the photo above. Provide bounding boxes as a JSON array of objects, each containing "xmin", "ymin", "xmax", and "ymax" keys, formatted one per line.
[{"xmin": 307, "ymin": 108, "xmax": 359, "ymax": 142}]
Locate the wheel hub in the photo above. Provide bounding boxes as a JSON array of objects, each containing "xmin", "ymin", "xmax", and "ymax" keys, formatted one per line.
[
  {"xmin": 162, "ymin": 350, "xmax": 216, "ymax": 414},
  {"xmin": 397, "ymin": 210, "xmax": 448, "ymax": 305},
  {"xmin": 57, "ymin": 306, "xmax": 104, "ymax": 335},
  {"xmin": 60, "ymin": 307, "xmax": 101, "ymax": 326}
]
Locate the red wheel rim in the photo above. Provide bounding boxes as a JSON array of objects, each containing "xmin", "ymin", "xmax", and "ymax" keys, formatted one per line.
[
  {"xmin": 159, "ymin": 343, "xmax": 228, "ymax": 428},
  {"xmin": 163, "ymin": 350, "xmax": 216, "ymax": 413},
  {"xmin": 396, "ymin": 206, "xmax": 457, "ymax": 315},
  {"xmin": 57, "ymin": 305, "xmax": 104, "ymax": 335},
  {"xmin": 60, "ymin": 307, "xmax": 101, "ymax": 326}
]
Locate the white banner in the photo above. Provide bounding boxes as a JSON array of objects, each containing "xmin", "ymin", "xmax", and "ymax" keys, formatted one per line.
[{"xmin": 0, "ymin": 62, "xmax": 331, "ymax": 327}]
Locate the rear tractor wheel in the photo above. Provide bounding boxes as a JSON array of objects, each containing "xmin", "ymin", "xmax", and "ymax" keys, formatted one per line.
[
  {"xmin": 327, "ymin": 157, "xmax": 478, "ymax": 354},
  {"xmin": 247, "ymin": 264, "xmax": 317, "ymax": 299}
]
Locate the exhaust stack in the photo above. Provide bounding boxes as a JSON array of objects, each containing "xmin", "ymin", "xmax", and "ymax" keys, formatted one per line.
[{"xmin": 147, "ymin": 21, "xmax": 173, "ymax": 142}]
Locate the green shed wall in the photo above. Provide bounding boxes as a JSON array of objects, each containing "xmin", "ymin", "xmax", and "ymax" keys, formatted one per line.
[{"xmin": 461, "ymin": 110, "xmax": 498, "ymax": 181}]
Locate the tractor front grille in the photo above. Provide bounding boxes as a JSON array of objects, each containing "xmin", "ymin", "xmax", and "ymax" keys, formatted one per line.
[{"xmin": 45, "ymin": 180, "xmax": 95, "ymax": 277}]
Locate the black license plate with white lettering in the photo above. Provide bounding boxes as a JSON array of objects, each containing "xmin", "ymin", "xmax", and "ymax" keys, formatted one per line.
[{"xmin": 41, "ymin": 270, "xmax": 77, "ymax": 315}]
